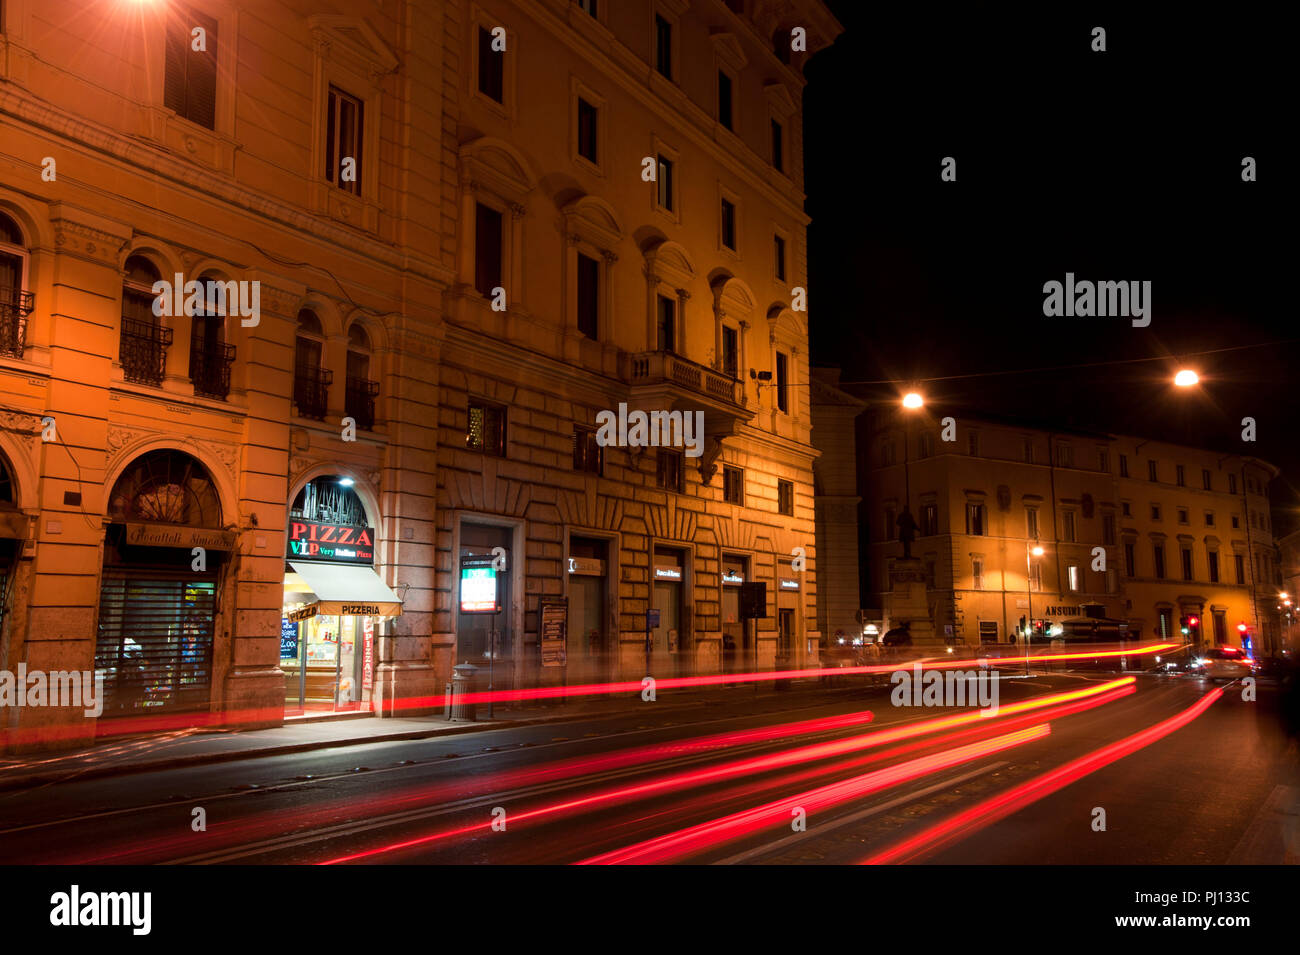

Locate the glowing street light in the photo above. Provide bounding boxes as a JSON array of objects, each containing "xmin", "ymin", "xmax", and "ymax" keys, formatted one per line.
[
  {"xmin": 1174, "ymin": 369, "xmax": 1199, "ymax": 387},
  {"xmin": 1031, "ymin": 545, "xmax": 1044, "ymax": 557},
  {"xmin": 901, "ymin": 392, "xmax": 924, "ymax": 409}
]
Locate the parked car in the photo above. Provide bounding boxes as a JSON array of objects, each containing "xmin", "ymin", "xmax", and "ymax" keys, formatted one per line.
[{"xmin": 1191, "ymin": 646, "xmax": 1254, "ymax": 683}]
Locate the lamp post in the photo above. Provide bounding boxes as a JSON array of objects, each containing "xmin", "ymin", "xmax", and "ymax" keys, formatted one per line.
[{"xmin": 1026, "ymin": 544, "xmax": 1044, "ymax": 677}]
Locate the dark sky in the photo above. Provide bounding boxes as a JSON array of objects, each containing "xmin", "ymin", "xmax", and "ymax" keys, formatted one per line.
[{"xmin": 804, "ymin": 5, "xmax": 1297, "ymax": 531}]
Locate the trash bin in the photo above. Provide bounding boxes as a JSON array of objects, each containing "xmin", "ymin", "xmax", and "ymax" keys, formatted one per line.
[{"xmin": 449, "ymin": 663, "xmax": 479, "ymax": 722}]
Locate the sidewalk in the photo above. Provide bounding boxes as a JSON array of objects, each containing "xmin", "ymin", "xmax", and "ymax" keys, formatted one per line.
[{"xmin": 0, "ymin": 680, "xmax": 857, "ymax": 792}]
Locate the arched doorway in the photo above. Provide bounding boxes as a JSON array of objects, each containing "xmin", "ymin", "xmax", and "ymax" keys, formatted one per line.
[
  {"xmin": 282, "ymin": 475, "xmax": 401, "ymax": 713},
  {"xmin": 0, "ymin": 452, "xmax": 24, "ymax": 656},
  {"xmin": 96, "ymin": 450, "xmax": 233, "ymax": 715}
]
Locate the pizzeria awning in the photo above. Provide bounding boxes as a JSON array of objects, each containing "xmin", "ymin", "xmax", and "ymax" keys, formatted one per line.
[{"xmin": 286, "ymin": 561, "xmax": 403, "ymax": 619}]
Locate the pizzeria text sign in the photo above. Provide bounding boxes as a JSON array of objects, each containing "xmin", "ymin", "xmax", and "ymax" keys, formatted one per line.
[{"xmin": 288, "ymin": 521, "xmax": 375, "ymax": 564}]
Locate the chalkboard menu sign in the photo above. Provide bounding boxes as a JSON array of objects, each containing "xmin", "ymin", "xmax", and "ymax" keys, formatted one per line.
[{"xmin": 281, "ymin": 618, "xmax": 299, "ymax": 660}]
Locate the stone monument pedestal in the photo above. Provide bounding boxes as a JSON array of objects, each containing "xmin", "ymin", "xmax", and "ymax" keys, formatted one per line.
[{"xmin": 884, "ymin": 558, "xmax": 945, "ymax": 648}]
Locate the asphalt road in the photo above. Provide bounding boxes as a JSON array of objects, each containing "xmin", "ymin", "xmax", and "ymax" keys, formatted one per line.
[{"xmin": 0, "ymin": 673, "xmax": 1293, "ymax": 865}]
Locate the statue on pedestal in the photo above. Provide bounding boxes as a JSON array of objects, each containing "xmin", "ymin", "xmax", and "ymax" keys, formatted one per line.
[{"xmin": 896, "ymin": 506, "xmax": 919, "ymax": 560}]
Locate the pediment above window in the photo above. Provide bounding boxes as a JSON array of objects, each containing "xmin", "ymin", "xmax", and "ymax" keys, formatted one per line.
[{"xmin": 309, "ymin": 16, "xmax": 399, "ymax": 81}]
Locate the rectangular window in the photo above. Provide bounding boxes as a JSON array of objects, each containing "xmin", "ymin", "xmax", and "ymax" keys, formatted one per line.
[
  {"xmin": 657, "ymin": 448, "xmax": 683, "ymax": 492},
  {"xmin": 1213, "ymin": 610, "xmax": 1227, "ymax": 644},
  {"xmin": 1057, "ymin": 443, "xmax": 1073, "ymax": 468},
  {"xmin": 478, "ymin": 26, "xmax": 504, "ymax": 103},
  {"xmin": 717, "ymin": 71, "xmax": 733, "ymax": 129},
  {"xmin": 720, "ymin": 198, "xmax": 737, "ymax": 250},
  {"xmin": 771, "ymin": 119, "xmax": 784, "ymax": 171},
  {"xmin": 723, "ymin": 466, "xmax": 744, "ymax": 504},
  {"xmin": 1029, "ymin": 560, "xmax": 1042, "ymax": 592},
  {"xmin": 1151, "ymin": 504, "xmax": 1161, "ymax": 521},
  {"xmin": 474, "ymin": 203, "xmax": 504, "ymax": 297},
  {"xmin": 1102, "ymin": 513, "xmax": 1116, "ymax": 545},
  {"xmin": 1023, "ymin": 438, "xmax": 1034, "ymax": 463},
  {"xmin": 325, "ymin": 86, "xmax": 364, "ymax": 194},
  {"xmin": 774, "ymin": 234, "xmax": 787, "ymax": 281},
  {"xmin": 1229, "ymin": 474, "xmax": 1238, "ymax": 494},
  {"xmin": 778, "ymin": 479, "xmax": 794, "ymax": 516},
  {"xmin": 919, "ymin": 432, "xmax": 933, "ymax": 458},
  {"xmin": 1122, "ymin": 501, "xmax": 1131, "ymax": 517},
  {"xmin": 1026, "ymin": 507, "xmax": 1039, "ymax": 539},
  {"xmin": 1098, "ymin": 449, "xmax": 1109, "ymax": 472},
  {"xmin": 775, "ymin": 352, "xmax": 789, "ymax": 413},
  {"xmin": 576, "ymin": 252, "xmax": 599, "ymax": 340},
  {"xmin": 721, "ymin": 325, "xmax": 738, "ymax": 378},
  {"xmin": 1208, "ymin": 551, "xmax": 1219, "ymax": 583},
  {"xmin": 1202, "ymin": 468, "xmax": 1212, "ymax": 491},
  {"xmin": 656, "ymin": 295, "xmax": 675, "ymax": 352},
  {"xmin": 654, "ymin": 14, "xmax": 672, "ymax": 78},
  {"xmin": 1181, "ymin": 547, "xmax": 1193, "ymax": 581},
  {"xmin": 1148, "ymin": 460, "xmax": 1158, "ymax": 481},
  {"xmin": 467, "ymin": 401, "xmax": 506, "ymax": 457},
  {"xmin": 1234, "ymin": 553, "xmax": 1245, "ymax": 584},
  {"xmin": 1178, "ymin": 508, "xmax": 1189, "ymax": 524},
  {"xmin": 972, "ymin": 559, "xmax": 984, "ymax": 591},
  {"xmin": 965, "ymin": 502, "xmax": 985, "ymax": 536},
  {"xmin": 1067, "ymin": 565, "xmax": 1081, "ymax": 592},
  {"xmin": 577, "ymin": 97, "xmax": 598, "ymax": 163},
  {"xmin": 1119, "ymin": 454, "xmax": 1129, "ymax": 477},
  {"xmin": 920, "ymin": 502, "xmax": 937, "ymax": 537},
  {"xmin": 1205, "ymin": 511, "xmax": 1215, "ymax": 527},
  {"xmin": 1176, "ymin": 464, "xmax": 1185, "ymax": 487},
  {"xmin": 1153, "ymin": 544, "xmax": 1165, "ymax": 579},
  {"xmin": 1124, "ymin": 541, "xmax": 1136, "ymax": 576},
  {"xmin": 1062, "ymin": 510, "xmax": 1077, "ymax": 542},
  {"xmin": 164, "ymin": 10, "xmax": 218, "ymax": 130},
  {"xmin": 1232, "ymin": 515, "xmax": 1239, "ymax": 528},
  {"xmin": 573, "ymin": 425, "xmax": 602, "ymax": 474},
  {"xmin": 657, "ymin": 155, "xmax": 674, "ymax": 211}
]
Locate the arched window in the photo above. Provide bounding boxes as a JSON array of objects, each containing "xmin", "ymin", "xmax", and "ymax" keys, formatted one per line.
[
  {"xmin": 294, "ymin": 309, "xmax": 331, "ymax": 419},
  {"xmin": 0, "ymin": 211, "xmax": 34, "ymax": 359},
  {"xmin": 345, "ymin": 323, "xmax": 378, "ymax": 431},
  {"xmin": 0, "ymin": 453, "xmax": 15, "ymax": 507},
  {"xmin": 120, "ymin": 255, "xmax": 172, "ymax": 386},
  {"xmin": 291, "ymin": 475, "xmax": 368, "ymax": 527},
  {"xmin": 106, "ymin": 449, "xmax": 223, "ymax": 527},
  {"xmin": 189, "ymin": 272, "xmax": 236, "ymax": 400}
]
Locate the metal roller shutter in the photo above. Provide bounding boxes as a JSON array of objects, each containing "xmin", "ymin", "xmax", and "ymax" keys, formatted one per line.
[{"xmin": 95, "ymin": 570, "xmax": 217, "ymax": 715}]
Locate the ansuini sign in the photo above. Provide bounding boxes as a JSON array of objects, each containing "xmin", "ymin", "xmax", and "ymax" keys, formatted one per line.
[{"xmin": 288, "ymin": 521, "xmax": 375, "ymax": 564}]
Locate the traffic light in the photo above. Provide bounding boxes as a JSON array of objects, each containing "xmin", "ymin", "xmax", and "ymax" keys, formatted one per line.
[
  {"xmin": 1186, "ymin": 615, "xmax": 1201, "ymax": 642},
  {"xmin": 1019, "ymin": 615, "xmax": 1027, "ymax": 638},
  {"xmin": 1179, "ymin": 615, "xmax": 1190, "ymax": 636}
]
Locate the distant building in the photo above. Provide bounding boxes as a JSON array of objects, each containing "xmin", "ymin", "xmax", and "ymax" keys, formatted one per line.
[{"xmin": 857, "ymin": 406, "xmax": 1281, "ymax": 653}]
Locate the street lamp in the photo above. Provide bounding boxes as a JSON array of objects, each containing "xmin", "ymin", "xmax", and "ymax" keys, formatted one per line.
[
  {"xmin": 1026, "ymin": 544, "xmax": 1044, "ymax": 676},
  {"xmin": 1174, "ymin": 369, "xmax": 1199, "ymax": 387}
]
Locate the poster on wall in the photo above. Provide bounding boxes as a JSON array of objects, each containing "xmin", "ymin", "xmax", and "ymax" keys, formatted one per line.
[
  {"xmin": 540, "ymin": 596, "xmax": 568, "ymax": 667},
  {"xmin": 459, "ymin": 556, "xmax": 500, "ymax": 613},
  {"xmin": 280, "ymin": 618, "xmax": 298, "ymax": 659}
]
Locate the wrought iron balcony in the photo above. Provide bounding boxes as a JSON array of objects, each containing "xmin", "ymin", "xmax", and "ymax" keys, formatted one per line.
[
  {"xmin": 345, "ymin": 377, "xmax": 379, "ymax": 431},
  {"xmin": 294, "ymin": 365, "xmax": 333, "ymax": 420},
  {"xmin": 0, "ymin": 286, "xmax": 34, "ymax": 359},
  {"xmin": 191, "ymin": 341, "xmax": 235, "ymax": 400},
  {"xmin": 120, "ymin": 316, "xmax": 174, "ymax": 386}
]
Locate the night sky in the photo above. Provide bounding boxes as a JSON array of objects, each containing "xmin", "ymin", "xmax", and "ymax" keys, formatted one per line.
[{"xmin": 804, "ymin": 6, "xmax": 1296, "ymax": 531}]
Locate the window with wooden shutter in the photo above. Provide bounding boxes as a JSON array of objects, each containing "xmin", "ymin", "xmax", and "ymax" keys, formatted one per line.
[{"xmin": 164, "ymin": 10, "xmax": 219, "ymax": 130}]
